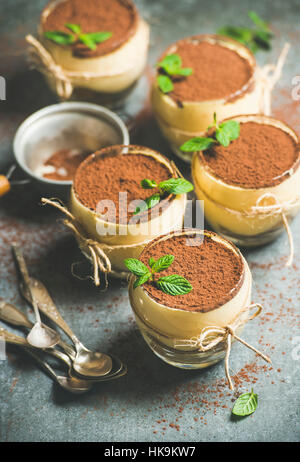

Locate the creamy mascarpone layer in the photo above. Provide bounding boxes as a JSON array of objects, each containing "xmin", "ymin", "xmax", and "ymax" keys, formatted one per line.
[
  {"xmin": 40, "ymin": 18, "xmax": 150, "ymax": 93},
  {"xmin": 192, "ymin": 115, "xmax": 300, "ymax": 238},
  {"xmin": 129, "ymin": 231, "xmax": 252, "ymax": 349}
]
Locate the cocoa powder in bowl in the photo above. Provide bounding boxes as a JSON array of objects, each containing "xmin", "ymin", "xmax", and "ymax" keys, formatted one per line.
[
  {"xmin": 161, "ymin": 35, "xmax": 254, "ymax": 103},
  {"xmin": 140, "ymin": 231, "xmax": 244, "ymax": 312},
  {"xmin": 42, "ymin": 0, "xmax": 138, "ymax": 58},
  {"xmin": 201, "ymin": 121, "xmax": 300, "ymax": 188},
  {"xmin": 73, "ymin": 146, "xmax": 174, "ymax": 223}
]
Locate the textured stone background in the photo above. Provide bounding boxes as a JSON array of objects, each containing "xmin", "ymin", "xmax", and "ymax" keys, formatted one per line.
[{"xmin": 0, "ymin": 0, "xmax": 299, "ymax": 442}]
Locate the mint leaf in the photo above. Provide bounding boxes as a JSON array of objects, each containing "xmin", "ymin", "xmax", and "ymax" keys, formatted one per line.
[
  {"xmin": 248, "ymin": 11, "xmax": 270, "ymax": 32},
  {"xmin": 157, "ymin": 275, "xmax": 193, "ymax": 296},
  {"xmin": 219, "ymin": 120, "xmax": 240, "ymax": 141},
  {"xmin": 159, "ymin": 178, "xmax": 194, "ymax": 195},
  {"xmin": 151, "ymin": 255, "xmax": 174, "ymax": 273},
  {"xmin": 149, "ymin": 257, "xmax": 156, "ymax": 268},
  {"xmin": 215, "ymin": 128, "xmax": 230, "ymax": 147},
  {"xmin": 177, "ymin": 67, "xmax": 193, "ymax": 76},
  {"xmin": 65, "ymin": 23, "xmax": 81, "ymax": 34},
  {"xmin": 180, "ymin": 137, "xmax": 215, "ymax": 152},
  {"xmin": 79, "ymin": 34, "xmax": 97, "ymax": 50},
  {"xmin": 88, "ymin": 31, "xmax": 113, "ymax": 44},
  {"xmin": 134, "ymin": 193, "xmax": 161, "ymax": 215},
  {"xmin": 124, "ymin": 258, "xmax": 149, "ymax": 277},
  {"xmin": 157, "ymin": 75, "xmax": 174, "ymax": 93},
  {"xmin": 44, "ymin": 31, "xmax": 75, "ymax": 45},
  {"xmin": 158, "ymin": 54, "xmax": 182, "ymax": 74},
  {"xmin": 133, "ymin": 272, "xmax": 151, "ymax": 289},
  {"xmin": 232, "ymin": 390, "xmax": 258, "ymax": 416},
  {"xmin": 141, "ymin": 179, "xmax": 158, "ymax": 189}
]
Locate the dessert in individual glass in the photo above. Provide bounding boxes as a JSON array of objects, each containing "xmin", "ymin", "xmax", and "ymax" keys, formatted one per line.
[
  {"xmin": 151, "ymin": 34, "xmax": 264, "ymax": 162},
  {"xmin": 128, "ymin": 229, "xmax": 256, "ymax": 372},
  {"xmin": 29, "ymin": 0, "xmax": 150, "ymax": 104},
  {"xmin": 190, "ymin": 114, "xmax": 300, "ymax": 251},
  {"xmin": 43, "ymin": 145, "xmax": 191, "ymax": 281}
]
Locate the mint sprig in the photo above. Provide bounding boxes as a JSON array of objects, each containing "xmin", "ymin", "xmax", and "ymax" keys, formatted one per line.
[
  {"xmin": 124, "ymin": 255, "xmax": 192, "ymax": 296},
  {"xmin": 180, "ymin": 113, "xmax": 240, "ymax": 152},
  {"xmin": 156, "ymin": 53, "xmax": 193, "ymax": 94},
  {"xmin": 134, "ymin": 177, "xmax": 193, "ymax": 215},
  {"xmin": 232, "ymin": 389, "xmax": 258, "ymax": 416},
  {"xmin": 45, "ymin": 23, "xmax": 112, "ymax": 50},
  {"xmin": 218, "ymin": 11, "xmax": 273, "ymax": 54}
]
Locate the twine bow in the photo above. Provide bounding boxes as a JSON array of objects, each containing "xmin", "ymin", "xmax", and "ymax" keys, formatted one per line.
[
  {"xmin": 26, "ymin": 35, "xmax": 74, "ymax": 100},
  {"xmin": 41, "ymin": 198, "xmax": 112, "ymax": 286},
  {"xmin": 175, "ymin": 303, "xmax": 271, "ymax": 391},
  {"xmin": 259, "ymin": 42, "xmax": 290, "ymax": 115}
]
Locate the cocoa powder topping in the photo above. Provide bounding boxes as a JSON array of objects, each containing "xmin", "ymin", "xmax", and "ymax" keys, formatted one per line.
[
  {"xmin": 141, "ymin": 233, "xmax": 244, "ymax": 312},
  {"xmin": 73, "ymin": 148, "xmax": 172, "ymax": 223},
  {"xmin": 202, "ymin": 122, "xmax": 300, "ymax": 188},
  {"xmin": 43, "ymin": 0, "xmax": 138, "ymax": 58},
  {"xmin": 42, "ymin": 149, "xmax": 90, "ymax": 181},
  {"xmin": 163, "ymin": 37, "xmax": 253, "ymax": 102}
]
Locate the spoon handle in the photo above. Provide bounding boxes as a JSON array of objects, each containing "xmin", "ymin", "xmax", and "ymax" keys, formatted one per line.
[
  {"xmin": 25, "ymin": 278, "xmax": 77, "ymax": 343},
  {"xmin": 0, "ymin": 301, "xmax": 33, "ymax": 329},
  {"xmin": 12, "ymin": 244, "xmax": 42, "ymax": 324},
  {"xmin": 24, "ymin": 347, "xmax": 61, "ymax": 384},
  {"xmin": 0, "ymin": 326, "xmax": 29, "ymax": 346},
  {"xmin": 0, "ymin": 300, "xmax": 76, "ymax": 359}
]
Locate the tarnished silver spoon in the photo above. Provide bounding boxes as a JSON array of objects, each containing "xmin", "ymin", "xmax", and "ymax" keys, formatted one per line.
[
  {"xmin": 0, "ymin": 326, "xmax": 92, "ymax": 394},
  {"xmin": 12, "ymin": 244, "xmax": 60, "ymax": 349},
  {"xmin": 18, "ymin": 277, "xmax": 113, "ymax": 378}
]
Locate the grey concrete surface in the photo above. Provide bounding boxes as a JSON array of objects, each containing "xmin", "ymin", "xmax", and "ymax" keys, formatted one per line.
[{"xmin": 0, "ymin": 0, "xmax": 299, "ymax": 442}]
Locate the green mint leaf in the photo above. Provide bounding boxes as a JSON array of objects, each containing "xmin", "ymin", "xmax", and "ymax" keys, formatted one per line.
[
  {"xmin": 180, "ymin": 137, "xmax": 215, "ymax": 152},
  {"xmin": 157, "ymin": 275, "xmax": 193, "ymax": 296},
  {"xmin": 159, "ymin": 178, "xmax": 194, "ymax": 195},
  {"xmin": 248, "ymin": 11, "xmax": 270, "ymax": 32},
  {"xmin": 254, "ymin": 30, "xmax": 272, "ymax": 50},
  {"xmin": 158, "ymin": 54, "xmax": 182, "ymax": 74},
  {"xmin": 149, "ymin": 257, "xmax": 156, "ymax": 268},
  {"xmin": 215, "ymin": 128, "xmax": 231, "ymax": 147},
  {"xmin": 124, "ymin": 258, "xmax": 149, "ymax": 277},
  {"xmin": 88, "ymin": 31, "xmax": 113, "ymax": 44},
  {"xmin": 44, "ymin": 31, "xmax": 75, "ymax": 45},
  {"xmin": 157, "ymin": 75, "xmax": 174, "ymax": 93},
  {"xmin": 134, "ymin": 193, "xmax": 161, "ymax": 215},
  {"xmin": 151, "ymin": 255, "xmax": 175, "ymax": 273},
  {"xmin": 141, "ymin": 179, "xmax": 158, "ymax": 189},
  {"xmin": 219, "ymin": 120, "xmax": 240, "ymax": 141},
  {"xmin": 232, "ymin": 390, "xmax": 258, "ymax": 416},
  {"xmin": 177, "ymin": 67, "xmax": 193, "ymax": 76},
  {"xmin": 218, "ymin": 26, "xmax": 253, "ymax": 44},
  {"xmin": 79, "ymin": 34, "xmax": 97, "ymax": 50},
  {"xmin": 65, "ymin": 23, "xmax": 81, "ymax": 34},
  {"xmin": 133, "ymin": 272, "xmax": 151, "ymax": 289}
]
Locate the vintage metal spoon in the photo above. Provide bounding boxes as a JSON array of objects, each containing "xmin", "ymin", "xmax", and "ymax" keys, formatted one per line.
[
  {"xmin": 0, "ymin": 301, "xmax": 126, "ymax": 381},
  {"xmin": 0, "ymin": 326, "xmax": 92, "ymax": 394},
  {"xmin": 0, "ymin": 301, "xmax": 75, "ymax": 358},
  {"xmin": 11, "ymin": 244, "xmax": 60, "ymax": 349},
  {"xmin": 18, "ymin": 277, "xmax": 113, "ymax": 378}
]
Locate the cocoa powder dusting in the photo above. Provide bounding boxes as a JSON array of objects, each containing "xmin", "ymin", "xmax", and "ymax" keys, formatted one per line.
[
  {"xmin": 43, "ymin": 0, "xmax": 138, "ymax": 58},
  {"xmin": 74, "ymin": 151, "xmax": 172, "ymax": 222},
  {"xmin": 164, "ymin": 39, "xmax": 253, "ymax": 102},
  {"xmin": 202, "ymin": 122, "xmax": 300, "ymax": 188},
  {"xmin": 43, "ymin": 149, "xmax": 90, "ymax": 181},
  {"xmin": 141, "ymin": 233, "xmax": 244, "ymax": 312}
]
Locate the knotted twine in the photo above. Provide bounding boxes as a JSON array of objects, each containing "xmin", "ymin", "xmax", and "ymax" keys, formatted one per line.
[
  {"xmin": 175, "ymin": 303, "xmax": 271, "ymax": 390},
  {"xmin": 41, "ymin": 197, "xmax": 113, "ymax": 286}
]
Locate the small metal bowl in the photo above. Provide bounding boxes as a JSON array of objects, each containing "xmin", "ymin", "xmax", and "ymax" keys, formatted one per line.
[{"xmin": 13, "ymin": 102, "xmax": 129, "ymax": 197}]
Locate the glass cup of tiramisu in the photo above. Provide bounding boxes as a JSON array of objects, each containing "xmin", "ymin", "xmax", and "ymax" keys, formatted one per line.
[
  {"xmin": 191, "ymin": 115, "xmax": 300, "ymax": 248},
  {"xmin": 34, "ymin": 0, "xmax": 150, "ymax": 104},
  {"xmin": 128, "ymin": 229, "xmax": 252, "ymax": 369},
  {"xmin": 151, "ymin": 34, "xmax": 264, "ymax": 162},
  {"xmin": 68, "ymin": 145, "xmax": 190, "ymax": 276}
]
